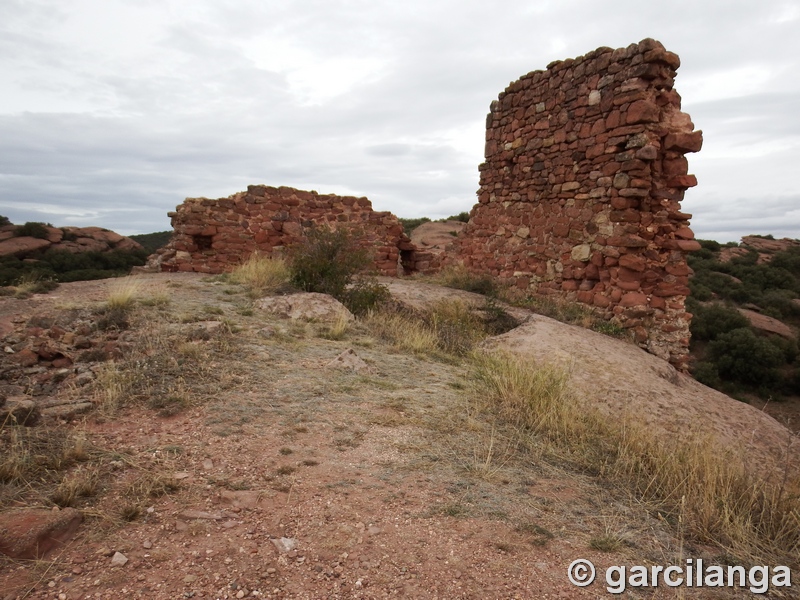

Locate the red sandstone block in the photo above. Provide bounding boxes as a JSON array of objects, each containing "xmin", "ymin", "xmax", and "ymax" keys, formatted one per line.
[
  {"xmin": 626, "ymin": 100, "xmax": 660, "ymax": 124},
  {"xmin": 643, "ymin": 48, "xmax": 680, "ymax": 69},
  {"xmin": 617, "ymin": 280, "xmax": 642, "ymax": 291},
  {"xmin": 665, "ymin": 263, "xmax": 691, "ymax": 276},
  {"xmin": 663, "ymin": 131, "xmax": 703, "ymax": 153},
  {"xmin": 593, "ymin": 293, "xmax": 611, "ymax": 308},
  {"xmin": 667, "ymin": 175, "xmax": 698, "ymax": 188},
  {"xmin": 649, "ymin": 296, "xmax": 666, "ymax": 310},
  {"xmin": 663, "ymin": 239, "xmax": 701, "ymax": 252},
  {"xmin": 663, "ymin": 157, "xmax": 688, "ymax": 176},
  {"xmin": 674, "ymin": 226, "xmax": 695, "ymax": 240},
  {"xmin": 620, "ymin": 292, "xmax": 648, "ymax": 307},
  {"xmin": 635, "ymin": 145, "xmax": 658, "ymax": 160},
  {"xmin": 652, "ymin": 283, "xmax": 690, "ymax": 297},
  {"xmin": 619, "ymin": 254, "xmax": 646, "ymax": 271}
]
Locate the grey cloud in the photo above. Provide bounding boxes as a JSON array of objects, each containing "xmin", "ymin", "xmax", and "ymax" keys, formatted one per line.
[
  {"xmin": 1, "ymin": 0, "xmax": 799, "ymax": 241},
  {"xmin": 365, "ymin": 144, "xmax": 412, "ymax": 157}
]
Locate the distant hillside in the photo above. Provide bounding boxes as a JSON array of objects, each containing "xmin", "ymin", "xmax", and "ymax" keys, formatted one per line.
[
  {"xmin": 687, "ymin": 235, "xmax": 800, "ymax": 401},
  {"xmin": 129, "ymin": 231, "xmax": 172, "ymax": 254},
  {"xmin": 0, "ymin": 218, "xmax": 147, "ymax": 287}
]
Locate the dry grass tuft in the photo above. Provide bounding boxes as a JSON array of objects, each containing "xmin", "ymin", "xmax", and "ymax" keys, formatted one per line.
[
  {"xmin": 229, "ymin": 253, "xmax": 290, "ymax": 297},
  {"xmin": 0, "ymin": 426, "xmax": 99, "ymax": 509},
  {"xmin": 318, "ymin": 311, "xmax": 350, "ymax": 340},
  {"xmin": 106, "ymin": 276, "xmax": 143, "ymax": 312},
  {"xmin": 430, "ymin": 263, "xmax": 496, "ymax": 296},
  {"xmin": 469, "ymin": 350, "xmax": 800, "ymax": 564},
  {"xmin": 364, "ymin": 299, "xmax": 490, "ymax": 359}
]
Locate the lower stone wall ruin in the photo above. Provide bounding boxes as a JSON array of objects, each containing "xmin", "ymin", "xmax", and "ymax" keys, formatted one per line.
[
  {"xmin": 147, "ymin": 185, "xmax": 418, "ymax": 276},
  {"xmin": 444, "ymin": 39, "xmax": 702, "ymax": 369}
]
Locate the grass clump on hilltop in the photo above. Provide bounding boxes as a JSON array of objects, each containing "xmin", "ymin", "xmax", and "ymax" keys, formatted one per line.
[
  {"xmin": 467, "ymin": 351, "xmax": 800, "ymax": 565},
  {"xmin": 229, "ymin": 252, "xmax": 291, "ymax": 298}
]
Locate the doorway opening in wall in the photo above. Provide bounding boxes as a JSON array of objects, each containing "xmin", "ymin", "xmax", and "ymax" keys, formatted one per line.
[
  {"xmin": 400, "ymin": 249, "xmax": 417, "ymax": 275},
  {"xmin": 192, "ymin": 235, "xmax": 213, "ymax": 250}
]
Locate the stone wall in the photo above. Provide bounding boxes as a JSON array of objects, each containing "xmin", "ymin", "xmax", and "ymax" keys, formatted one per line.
[
  {"xmin": 147, "ymin": 185, "xmax": 418, "ymax": 276},
  {"xmin": 446, "ymin": 39, "xmax": 702, "ymax": 369}
]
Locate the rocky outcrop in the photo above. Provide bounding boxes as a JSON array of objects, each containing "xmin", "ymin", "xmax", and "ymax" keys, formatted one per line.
[
  {"xmin": 442, "ymin": 39, "xmax": 702, "ymax": 370},
  {"xmin": 255, "ymin": 292, "xmax": 355, "ymax": 323},
  {"xmin": 0, "ymin": 224, "xmax": 142, "ymax": 258},
  {"xmin": 146, "ymin": 186, "xmax": 420, "ymax": 276},
  {"xmin": 737, "ymin": 308, "xmax": 796, "ymax": 339},
  {"xmin": 409, "ymin": 221, "xmax": 466, "ymax": 257}
]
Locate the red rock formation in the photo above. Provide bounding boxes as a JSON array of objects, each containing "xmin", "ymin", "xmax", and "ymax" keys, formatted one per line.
[
  {"xmin": 148, "ymin": 186, "xmax": 419, "ymax": 276},
  {"xmin": 0, "ymin": 225, "xmax": 142, "ymax": 258},
  {"xmin": 443, "ymin": 39, "xmax": 702, "ymax": 370}
]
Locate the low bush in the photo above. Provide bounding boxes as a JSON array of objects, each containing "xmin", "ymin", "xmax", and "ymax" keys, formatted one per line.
[
  {"xmin": 341, "ymin": 277, "xmax": 391, "ymax": 316},
  {"xmin": 398, "ymin": 217, "xmax": 431, "ymax": 235},
  {"xmin": 444, "ymin": 212, "xmax": 470, "ymax": 223},
  {"xmin": 15, "ymin": 221, "xmax": 50, "ymax": 239},
  {"xmin": 288, "ymin": 225, "xmax": 390, "ymax": 315},
  {"xmin": 690, "ymin": 303, "xmax": 750, "ymax": 341},
  {"xmin": 707, "ymin": 328, "xmax": 785, "ymax": 389},
  {"xmin": 289, "ymin": 226, "xmax": 370, "ymax": 298}
]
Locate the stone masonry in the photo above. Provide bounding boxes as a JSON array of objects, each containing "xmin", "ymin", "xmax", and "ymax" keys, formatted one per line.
[
  {"xmin": 147, "ymin": 186, "xmax": 418, "ymax": 276},
  {"xmin": 446, "ymin": 39, "xmax": 702, "ymax": 369}
]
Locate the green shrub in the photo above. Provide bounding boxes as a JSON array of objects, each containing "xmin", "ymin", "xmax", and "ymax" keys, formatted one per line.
[
  {"xmin": 443, "ymin": 212, "xmax": 470, "ymax": 223},
  {"xmin": 341, "ymin": 278, "xmax": 391, "ymax": 316},
  {"xmin": 707, "ymin": 328, "xmax": 784, "ymax": 388},
  {"xmin": 287, "ymin": 225, "xmax": 390, "ymax": 315},
  {"xmin": 690, "ymin": 303, "xmax": 750, "ymax": 341},
  {"xmin": 691, "ymin": 361, "xmax": 722, "ymax": 389},
  {"xmin": 398, "ymin": 217, "xmax": 431, "ymax": 235},
  {"xmin": 697, "ymin": 239, "xmax": 721, "ymax": 252},
  {"xmin": 0, "ymin": 215, "xmax": 10, "ymax": 227},
  {"xmin": 289, "ymin": 225, "xmax": 371, "ymax": 297},
  {"xmin": 16, "ymin": 222, "xmax": 50, "ymax": 239},
  {"xmin": 128, "ymin": 231, "xmax": 172, "ymax": 254}
]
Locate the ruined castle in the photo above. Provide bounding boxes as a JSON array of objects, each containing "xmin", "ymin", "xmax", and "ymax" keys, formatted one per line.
[{"xmin": 149, "ymin": 38, "xmax": 701, "ymax": 369}]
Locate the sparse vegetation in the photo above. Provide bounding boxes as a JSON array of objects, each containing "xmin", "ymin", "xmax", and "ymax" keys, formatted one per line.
[
  {"xmin": 15, "ymin": 221, "xmax": 50, "ymax": 239},
  {"xmin": 468, "ymin": 350, "xmax": 800, "ymax": 564},
  {"xmin": 398, "ymin": 217, "xmax": 431, "ymax": 235},
  {"xmin": 2, "ymin": 241, "xmax": 797, "ymax": 596},
  {"xmin": 288, "ymin": 225, "xmax": 389, "ymax": 315},
  {"xmin": 106, "ymin": 276, "xmax": 143, "ymax": 312},
  {"xmin": 229, "ymin": 252, "xmax": 291, "ymax": 298},
  {"xmin": 129, "ymin": 230, "xmax": 172, "ymax": 253},
  {"xmin": 432, "ymin": 263, "xmax": 497, "ymax": 296},
  {"xmin": 365, "ymin": 299, "xmax": 494, "ymax": 359}
]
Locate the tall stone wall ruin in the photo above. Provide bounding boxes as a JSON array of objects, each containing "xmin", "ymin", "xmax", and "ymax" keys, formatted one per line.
[
  {"xmin": 147, "ymin": 185, "xmax": 418, "ymax": 276},
  {"xmin": 448, "ymin": 39, "xmax": 702, "ymax": 369}
]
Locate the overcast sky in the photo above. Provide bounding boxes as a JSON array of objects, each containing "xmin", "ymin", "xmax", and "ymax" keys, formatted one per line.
[{"xmin": 1, "ymin": 0, "xmax": 798, "ymax": 242}]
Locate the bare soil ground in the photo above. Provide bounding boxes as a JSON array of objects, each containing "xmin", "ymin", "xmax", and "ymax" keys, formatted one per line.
[{"xmin": 1, "ymin": 273, "xmax": 797, "ymax": 599}]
